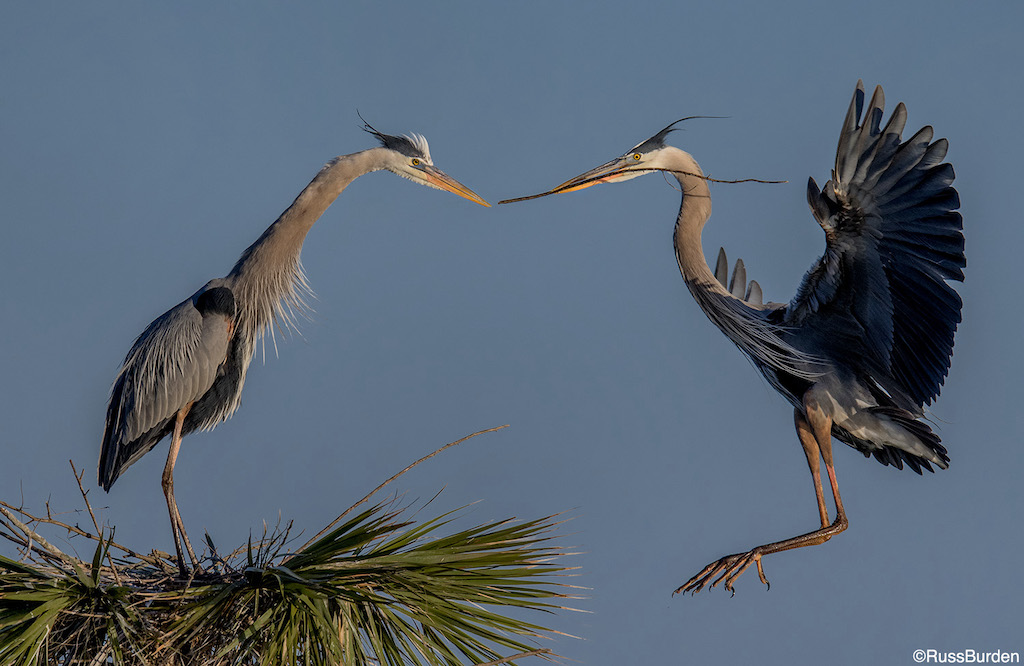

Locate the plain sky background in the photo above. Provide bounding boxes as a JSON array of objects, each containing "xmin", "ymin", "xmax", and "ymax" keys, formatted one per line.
[{"xmin": 2, "ymin": 3, "xmax": 1021, "ymax": 664}]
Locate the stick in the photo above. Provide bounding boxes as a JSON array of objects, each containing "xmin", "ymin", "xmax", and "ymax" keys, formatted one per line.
[
  {"xmin": 70, "ymin": 460, "xmax": 122, "ymax": 585},
  {"xmin": 0, "ymin": 503, "xmax": 79, "ymax": 569},
  {"xmin": 0, "ymin": 500, "xmax": 142, "ymax": 560},
  {"xmin": 498, "ymin": 169, "xmax": 785, "ymax": 204},
  {"xmin": 298, "ymin": 425, "xmax": 509, "ymax": 551}
]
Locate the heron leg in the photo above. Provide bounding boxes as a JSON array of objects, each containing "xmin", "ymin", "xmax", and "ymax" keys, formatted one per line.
[
  {"xmin": 796, "ymin": 409, "xmax": 830, "ymax": 529},
  {"xmin": 675, "ymin": 396, "xmax": 848, "ymax": 596},
  {"xmin": 816, "ymin": 410, "xmax": 847, "ymax": 525},
  {"xmin": 162, "ymin": 405, "xmax": 199, "ymax": 576}
]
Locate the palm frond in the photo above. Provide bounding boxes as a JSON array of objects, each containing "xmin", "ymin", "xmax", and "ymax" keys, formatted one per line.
[{"xmin": 0, "ymin": 429, "xmax": 578, "ymax": 665}]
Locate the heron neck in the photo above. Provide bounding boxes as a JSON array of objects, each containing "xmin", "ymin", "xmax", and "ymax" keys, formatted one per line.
[
  {"xmin": 666, "ymin": 150, "xmax": 723, "ymax": 295},
  {"xmin": 225, "ymin": 147, "xmax": 390, "ymax": 344},
  {"xmin": 233, "ymin": 148, "xmax": 387, "ymax": 272}
]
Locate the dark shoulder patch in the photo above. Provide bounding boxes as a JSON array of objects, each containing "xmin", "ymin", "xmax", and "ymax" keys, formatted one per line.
[{"xmin": 195, "ymin": 287, "xmax": 236, "ymax": 318}]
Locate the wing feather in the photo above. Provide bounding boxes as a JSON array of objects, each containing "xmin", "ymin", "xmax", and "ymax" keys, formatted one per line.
[
  {"xmin": 787, "ymin": 81, "xmax": 964, "ymax": 407},
  {"xmin": 746, "ymin": 280, "xmax": 763, "ymax": 306},
  {"xmin": 713, "ymin": 248, "xmax": 769, "ymax": 308},
  {"xmin": 99, "ymin": 284, "xmax": 234, "ymax": 489},
  {"xmin": 714, "ymin": 248, "xmax": 728, "ymax": 286},
  {"xmin": 729, "ymin": 259, "xmax": 747, "ymax": 299}
]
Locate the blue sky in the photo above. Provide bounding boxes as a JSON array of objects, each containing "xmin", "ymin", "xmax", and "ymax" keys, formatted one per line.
[{"xmin": 2, "ymin": 3, "xmax": 1021, "ymax": 664}]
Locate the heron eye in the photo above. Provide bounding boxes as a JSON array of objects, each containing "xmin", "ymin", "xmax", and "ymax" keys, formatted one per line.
[
  {"xmin": 411, "ymin": 158, "xmax": 421, "ymax": 166},
  {"xmin": 633, "ymin": 153, "xmax": 642, "ymax": 161}
]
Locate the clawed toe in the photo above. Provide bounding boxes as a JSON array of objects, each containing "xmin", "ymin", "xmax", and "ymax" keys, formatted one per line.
[{"xmin": 674, "ymin": 549, "xmax": 769, "ymax": 596}]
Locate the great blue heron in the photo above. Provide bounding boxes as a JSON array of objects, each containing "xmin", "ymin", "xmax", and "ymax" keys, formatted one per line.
[
  {"xmin": 499, "ymin": 81, "xmax": 964, "ymax": 593},
  {"xmin": 99, "ymin": 122, "xmax": 489, "ymax": 576}
]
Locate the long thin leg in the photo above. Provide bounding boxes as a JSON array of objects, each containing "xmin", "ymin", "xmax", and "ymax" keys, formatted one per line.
[
  {"xmin": 675, "ymin": 395, "xmax": 849, "ymax": 595},
  {"xmin": 162, "ymin": 405, "xmax": 198, "ymax": 576},
  {"xmin": 796, "ymin": 409, "xmax": 830, "ymax": 529},
  {"xmin": 816, "ymin": 408, "xmax": 847, "ymax": 528}
]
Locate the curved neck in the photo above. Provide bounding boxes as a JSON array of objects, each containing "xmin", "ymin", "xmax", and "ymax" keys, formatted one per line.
[
  {"xmin": 663, "ymin": 148, "xmax": 823, "ymax": 380},
  {"xmin": 229, "ymin": 147, "xmax": 389, "ymax": 282},
  {"xmin": 665, "ymin": 148, "xmax": 722, "ymax": 294},
  {"xmin": 225, "ymin": 147, "xmax": 392, "ymax": 345}
]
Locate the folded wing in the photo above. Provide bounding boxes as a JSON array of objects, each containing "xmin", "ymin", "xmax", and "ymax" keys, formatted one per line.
[{"xmin": 99, "ymin": 284, "xmax": 234, "ymax": 489}]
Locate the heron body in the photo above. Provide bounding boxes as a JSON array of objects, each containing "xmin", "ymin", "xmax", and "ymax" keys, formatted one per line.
[
  {"xmin": 99, "ymin": 284, "xmax": 237, "ymax": 487},
  {"xmin": 99, "ymin": 124, "xmax": 488, "ymax": 574},
  {"xmin": 500, "ymin": 82, "xmax": 964, "ymax": 593}
]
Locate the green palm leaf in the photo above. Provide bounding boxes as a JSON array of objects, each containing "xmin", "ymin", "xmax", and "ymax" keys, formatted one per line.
[{"xmin": 0, "ymin": 429, "xmax": 578, "ymax": 665}]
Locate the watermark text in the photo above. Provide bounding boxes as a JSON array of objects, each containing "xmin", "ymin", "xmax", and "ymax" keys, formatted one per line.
[{"xmin": 914, "ymin": 649, "xmax": 1019, "ymax": 663}]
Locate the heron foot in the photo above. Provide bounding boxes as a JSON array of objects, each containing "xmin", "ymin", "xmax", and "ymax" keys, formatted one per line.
[{"xmin": 674, "ymin": 548, "xmax": 770, "ymax": 596}]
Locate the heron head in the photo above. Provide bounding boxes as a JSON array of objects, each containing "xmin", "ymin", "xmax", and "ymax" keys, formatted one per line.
[
  {"xmin": 498, "ymin": 117, "xmax": 719, "ymax": 204},
  {"xmin": 360, "ymin": 117, "xmax": 490, "ymax": 207}
]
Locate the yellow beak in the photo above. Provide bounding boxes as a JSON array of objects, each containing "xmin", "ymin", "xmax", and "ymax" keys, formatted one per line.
[
  {"xmin": 499, "ymin": 156, "xmax": 638, "ymax": 205},
  {"xmin": 422, "ymin": 165, "xmax": 491, "ymax": 207}
]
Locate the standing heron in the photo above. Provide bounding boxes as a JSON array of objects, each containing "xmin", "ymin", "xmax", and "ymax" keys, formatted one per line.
[
  {"xmin": 99, "ymin": 121, "xmax": 489, "ymax": 576},
  {"xmin": 499, "ymin": 82, "xmax": 964, "ymax": 593}
]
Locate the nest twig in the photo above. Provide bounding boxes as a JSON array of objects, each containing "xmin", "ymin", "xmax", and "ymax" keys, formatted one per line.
[{"xmin": 0, "ymin": 426, "xmax": 578, "ymax": 666}]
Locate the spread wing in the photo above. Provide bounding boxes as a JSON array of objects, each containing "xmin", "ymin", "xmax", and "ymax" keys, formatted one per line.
[
  {"xmin": 786, "ymin": 81, "xmax": 965, "ymax": 409},
  {"xmin": 99, "ymin": 283, "xmax": 234, "ymax": 489}
]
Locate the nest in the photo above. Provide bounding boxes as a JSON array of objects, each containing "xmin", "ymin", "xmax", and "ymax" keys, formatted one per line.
[{"xmin": 0, "ymin": 427, "xmax": 577, "ymax": 666}]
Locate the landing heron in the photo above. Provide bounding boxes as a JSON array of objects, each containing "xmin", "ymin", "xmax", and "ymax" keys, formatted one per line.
[{"xmin": 500, "ymin": 82, "xmax": 964, "ymax": 593}]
